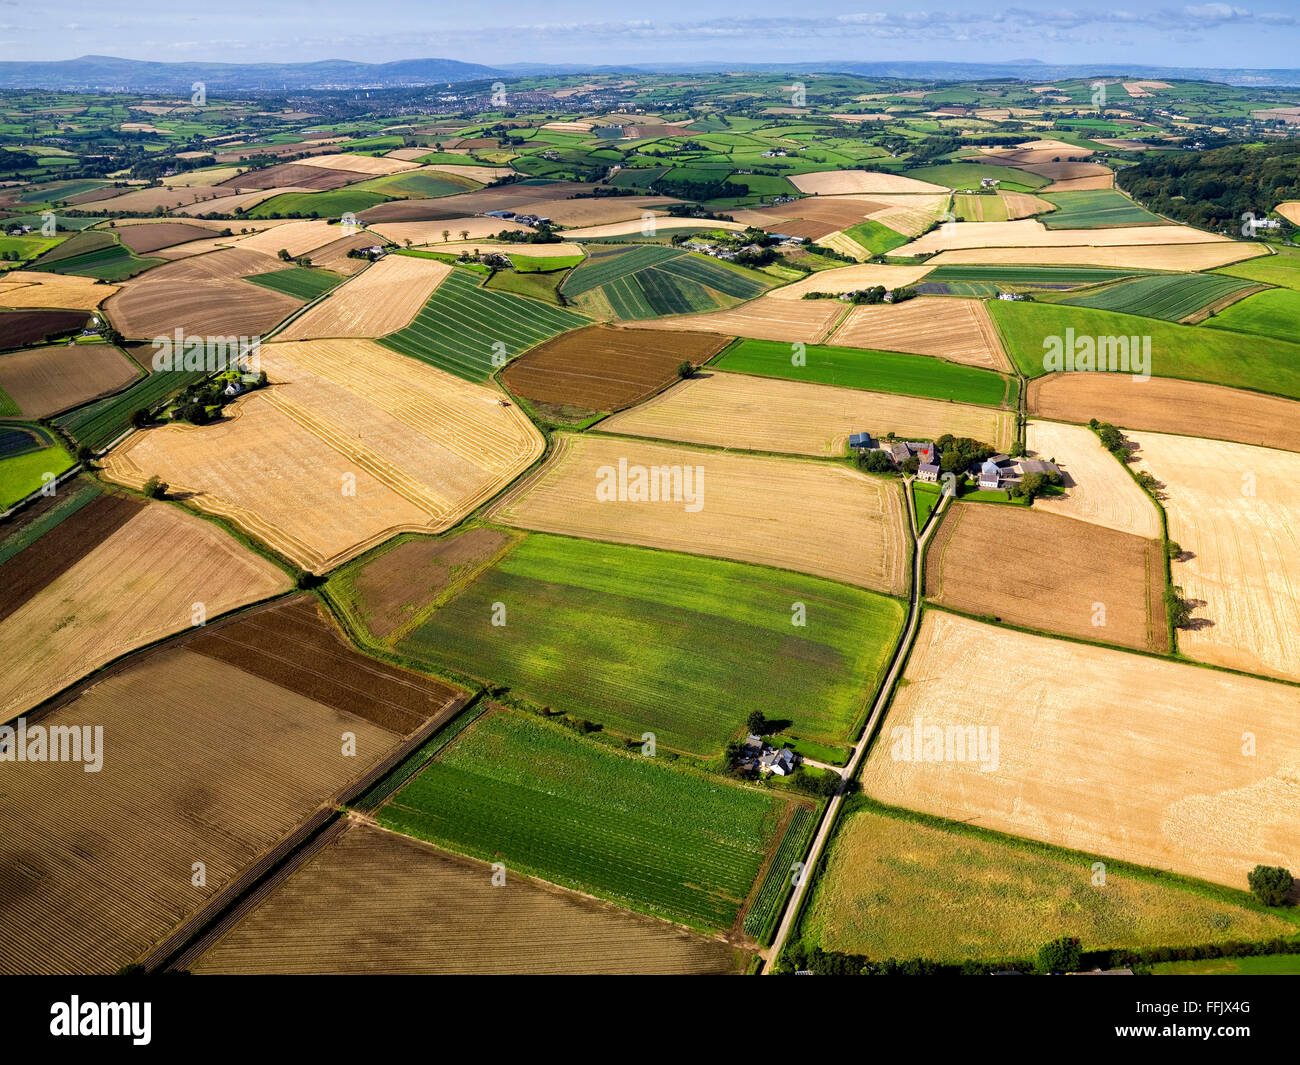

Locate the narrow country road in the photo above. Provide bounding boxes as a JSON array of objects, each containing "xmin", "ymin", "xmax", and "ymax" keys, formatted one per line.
[{"xmin": 764, "ymin": 478, "xmax": 954, "ymax": 970}]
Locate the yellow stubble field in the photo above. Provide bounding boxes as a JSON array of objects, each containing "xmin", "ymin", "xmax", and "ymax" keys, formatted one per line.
[
  {"xmin": 827, "ymin": 297, "xmax": 1010, "ymax": 371},
  {"xmin": 284, "ymin": 254, "xmax": 451, "ymax": 338}
]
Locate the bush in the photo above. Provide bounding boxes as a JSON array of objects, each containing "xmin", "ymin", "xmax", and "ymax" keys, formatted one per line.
[
  {"xmin": 1248, "ymin": 865, "xmax": 1293, "ymax": 906},
  {"xmin": 142, "ymin": 475, "xmax": 168, "ymax": 500}
]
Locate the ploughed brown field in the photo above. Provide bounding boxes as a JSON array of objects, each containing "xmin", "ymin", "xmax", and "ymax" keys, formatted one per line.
[
  {"xmin": 0, "ymin": 594, "xmax": 462, "ymax": 974},
  {"xmin": 925, "ymin": 504, "xmax": 1168, "ymax": 652},
  {"xmin": 500, "ymin": 324, "xmax": 730, "ymax": 418},
  {"xmin": 0, "ymin": 342, "xmax": 140, "ymax": 417},
  {"xmin": 360, "ymin": 181, "xmax": 676, "ymax": 226},
  {"xmin": 1028, "ymin": 373, "xmax": 1300, "ymax": 453},
  {"xmin": 490, "ymin": 433, "xmax": 910, "ymax": 595},
  {"xmin": 861, "ymin": 611, "xmax": 1300, "ymax": 891},
  {"xmin": 217, "ymin": 162, "xmax": 356, "ymax": 192},
  {"xmin": 730, "ymin": 196, "xmax": 888, "ymax": 239},
  {"xmin": 0, "ymin": 309, "xmax": 88, "ymax": 349},
  {"xmin": 115, "ymin": 222, "xmax": 222, "ymax": 255},
  {"xmin": 190, "ymin": 820, "xmax": 744, "ymax": 975},
  {"xmin": 0, "ymin": 496, "xmax": 291, "ymax": 720},
  {"xmin": 827, "ymin": 297, "xmax": 1010, "ymax": 371}
]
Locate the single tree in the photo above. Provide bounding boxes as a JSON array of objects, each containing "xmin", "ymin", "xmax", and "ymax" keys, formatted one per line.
[
  {"xmin": 745, "ymin": 710, "xmax": 767, "ymax": 736},
  {"xmin": 142, "ymin": 475, "xmax": 168, "ymax": 500},
  {"xmin": 676, "ymin": 360, "xmax": 694, "ymax": 379},
  {"xmin": 1248, "ymin": 865, "xmax": 1293, "ymax": 906},
  {"xmin": 1037, "ymin": 937, "xmax": 1082, "ymax": 974}
]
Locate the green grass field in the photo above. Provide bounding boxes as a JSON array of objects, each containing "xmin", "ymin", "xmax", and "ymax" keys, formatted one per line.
[
  {"xmin": 246, "ymin": 189, "xmax": 391, "ymax": 219},
  {"xmin": 1151, "ymin": 955, "xmax": 1300, "ymax": 976},
  {"xmin": 744, "ymin": 805, "xmax": 817, "ymax": 943},
  {"xmin": 1039, "ymin": 189, "xmax": 1164, "ymax": 229},
  {"xmin": 1215, "ymin": 245, "xmax": 1300, "ymax": 290},
  {"xmin": 951, "ymin": 193, "xmax": 1009, "ymax": 223},
  {"xmin": 509, "ymin": 251, "xmax": 584, "ymax": 273},
  {"xmin": 0, "ymin": 431, "xmax": 74, "ymax": 508},
  {"xmin": 716, "ymin": 338, "xmax": 1012, "ymax": 406},
  {"xmin": 800, "ymin": 801, "xmax": 1298, "ymax": 963},
  {"xmin": 379, "ymin": 532, "xmax": 905, "ymax": 755},
  {"xmin": 1203, "ymin": 286, "xmax": 1300, "ymax": 341},
  {"xmin": 911, "ymin": 481, "xmax": 941, "ymax": 528},
  {"xmin": 905, "ymin": 162, "xmax": 1049, "ymax": 193},
  {"xmin": 482, "ymin": 268, "xmax": 565, "ymax": 304},
  {"xmin": 243, "ymin": 265, "xmax": 344, "ymax": 301},
  {"xmin": 842, "ymin": 219, "xmax": 910, "ymax": 256},
  {"xmin": 349, "ymin": 169, "xmax": 480, "ymax": 199},
  {"xmin": 379, "ymin": 267, "xmax": 587, "ymax": 381},
  {"xmin": 923, "ymin": 264, "xmax": 1148, "ymax": 286},
  {"xmin": 988, "ymin": 300, "xmax": 1300, "ymax": 399},
  {"xmin": 378, "ymin": 707, "xmax": 793, "ymax": 930},
  {"xmin": 1054, "ymin": 272, "xmax": 1260, "ymax": 321},
  {"xmin": 30, "ymin": 230, "xmax": 162, "ymax": 281}
]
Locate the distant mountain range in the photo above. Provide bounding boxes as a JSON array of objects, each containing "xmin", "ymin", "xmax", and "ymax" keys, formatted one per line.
[{"xmin": 1, "ymin": 55, "xmax": 1298, "ymax": 91}]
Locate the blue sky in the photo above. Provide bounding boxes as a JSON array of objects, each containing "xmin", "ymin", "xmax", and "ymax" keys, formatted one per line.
[{"xmin": 9, "ymin": 2, "xmax": 1300, "ymax": 68}]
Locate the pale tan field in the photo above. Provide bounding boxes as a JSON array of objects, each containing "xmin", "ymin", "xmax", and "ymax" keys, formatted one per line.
[
  {"xmin": 369, "ymin": 217, "xmax": 529, "ymax": 245},
  {"xmin": 78, "ymin": 185, "xmax": 235, "ymax": 213},
  {"xmin": 284, "ymin": 255, "xmax": 450, "ymax": 338},
  {"xmin": 863, "ymin": 193, "xmax": 952, "ymax": 237},
  {"xmin": 424, "ymin": 163, "xmax": 513, "ymax": 182},
  {"xmin": 1276, "ymin": 202, "xmax": 1300, "ymax": 226},
  {"xmin": 0, "ymin": 343, "xmax": 139, "ymax": 417},
  {"xmin": 160, "ymin": 166, "xmax": 243, "ymax": 187},
  {"xmin": 925, "ymin": 243, "xmax": 1265, "ymax": 271},
  {"xmin": 490, "ymin": 433, "xmax": 909, "ymax": 595},
  {"xmin": 770, "ymin": 264, "xmax": 935, "ymax": 300},
  {"xmin": 1026, "ymin": 420, "xmax": 1162, "ymax": 539},
  {"xmin": 191, "ymin": 821, "xmax": 743, "ymax": 975},
  {"xmin": 0, "ymin": 271, "xmax": 118, "ymax": 311},
  {"xmin": 536, "ymin": 196, "xmax": 680, "ymax": 228},
  {"xmin": 791, "ymin": 170, "xmax": 948, "ymax": 195},
  {"xmin": 827, "ymin": 298, "xmax": 1010, "ymax": 371},
  {"xmin": 1128, "ymin": 432, "xmax": 1300, "ymax": 682},
  {"xmin": 384, "ymin": 147, "xmax": 432, "ymax": 160},
  {"xmin": 0, "ymin": 648, "xmax": 400, "ymax": 974},
  {"xmin": 303, "ymin": 152, "xmax": 420, "ymax": 175},
  {"xmin": 900, "ymin": 220, "xmax": 1220, "ymax": 256},
  {"xmin": 1000, "ymin": 191, "xmax": 1056, "ymax": 218},
  {"xmin": 103, "ymin": 340, "xmax": 544, "ymax": 571},
  {"xmin": 1124, "ymin": 80, "xmax": 1171, "ymax": 96},
  {"xmin": 600, "ymin": 371, "xmax": 1015, "ymax": 456},
  {"xmin": 302, "ymin": 232, "xmax": 380, "ymax": 275},
  {"xmin": 861, "ymin": 611, "xmax": 1300, "ymax": 889},
  {"xmin": 1041, "ymin": 175, "xmax": 1117, "ymax": 193},
  {"xmin": 235, "ymin": 219, "xmax": 346, "ymax": 259},
  {"xmin": 540, "ymin": 120, "xmax": 595, "ymax": 131},
  {"xmin": 562, "ymin": 217, "xmax": 747, "ymax": 240},
  {"xmin": 652, "ymin": 294, "xmax": 841, "ymax": 343},
  {"xmin": 169, "ymin": 188, "xmax": 314, "ymax": 216},
  {"xmin": 0, "ymin": 503, "xmax": 289, "ymax": 720}
]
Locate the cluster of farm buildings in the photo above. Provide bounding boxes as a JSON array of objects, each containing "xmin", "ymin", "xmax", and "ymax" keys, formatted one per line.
[{"xmin": 849, "ymin": 434, "xmax": 1060, "ymax": 489}]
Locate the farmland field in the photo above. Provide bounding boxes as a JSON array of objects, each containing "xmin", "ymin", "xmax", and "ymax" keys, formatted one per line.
[
  {"xmin": 285, "ymin": 255, "xmax": 450, "ymax": 338},
  {"xmin": 490, "ymin": 433, "xmax": 910, "ymax": 595},
  {"xmin": 988, "ymin": 300, "xmax": 1300, "ymax": 400},
  {"xmin": 1027, "ymin": 373, "xmax": 1300, "ymax": 453},
  {"xmin": 600, "ymin": 372, "xmax": 1015, "ymax": 456},
  {"xmin": 369, "ymin": 531, "xmax": 906, "ymax": 754},
  {"xmin": 0, "ymin": 425, "xmax": 73, "ymax": 507},
  {"xmin": 1204, "ymin": 286, "xmax": 1300, "ymax": 340},
  {"xmin": 826, "ymin": 298, "xmax": 1011, "ymax": 371},
  {"xmin": 54, "ymin": 360, "xmax": 206, "ymax": 450},
  {"xmin": 0, "ymin": 309, "xmax": 88, "ymax": 349},
  {"xmin": 0, "ymin": 496, "xmax": 290, "ymax": 719},
  {"xmin": 715, "ymin": 338, "xmax": 1012, "ymax": 406},
  {"xmin": 1129, "ymin": 432, "xmax": 1300, "ymax": 682},
  {"xmin": 0, "ymin": 342, "xmax": 139, "ymax": 418},
  {"xmin": 923, "ymin": 264, "xmax": 1147, "ymax": 286},
  {"xmin": 103, "ymin": 339, "xmax": 543, "ymax": 571},
  {"xmin": 650, "ymin": 294, "xmax": 843, "ymax": 344},
  {"xmin": 905, "ymin": 161, "xmax": 1049, "ymax": 193},
  {"xmin": 925, "ymin": 243, "xmax": 1263, "ymax": 272},
  {"xmin": 860, "ymin": 611, "xmax": 1300, "ymax": 890},
  {"xmin": 901, "ymin": 219, "xmax": 1225, "ymax": 256},
  {"xmin": 926, "ymin": 504, "xmax": 1168, "ymax": 652},
  {"xmin": 1054, "ymin": 272, "xmax": 1261, "ymax": 322},
  {"xmin": 379, "ymin": 268, "xmax": 587, "ymax": 382},
  {"xmin": 1039, "ymin": 189, "xmax": 1166, "ymax": 229},
  {"xmin": 840, "ymin": 219, "xmax": 909, "ymax": 256},
  {"xmin": 801, "ymin": 802, "xmax": 1294, "ymax": 962},
  {"xmin": 0, "ymin": 270, "xmax": 118, "ymax": 311},
  {"xmin": 500, "ymin": 324, "xmax": 728, "ymax": 420},
  {"xmin": 244, "ymin": 265, "xmax": 345, "ymax": 301},
  {"xmin": 191, "ymin": 821, "xmax": 746, "ymax": 974},
  {"xmin": 377, "ymin": 707, "xmax": 795, "ymax": 931}
]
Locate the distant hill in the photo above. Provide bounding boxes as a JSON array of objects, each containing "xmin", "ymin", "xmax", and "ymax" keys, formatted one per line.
[{"xmin": 0, "ymin": 55, "xmax": 504, "ymax": 91}]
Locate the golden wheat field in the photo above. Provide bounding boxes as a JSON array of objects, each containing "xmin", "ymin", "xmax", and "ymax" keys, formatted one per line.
[
  {"xmin": 827, "ymin": 297, "xmax": 1010, "ymax": 371},
  {"xmin": 302, "ymin": 152, "xmax": 419, "ymax": 175},
  {"xmin": 600, "ymin": 371, "xmax": 1015, "ymax": 456},
  {"xmin": 771, "ymin": 264, "xmax": 935, "ymax": 301},
  {"xmin": 284, "ymin": 254, "xmax": 450, "ymax": 338},
  {"xmin": 652, "ymin": 294, "xmax": 841, "ymax": 343},
  {"xmin": 102, "ymin": 340, "xmax": 544, "ymax": 572},
  {"xmin": 0, "ymin": 271, "xmax": 118, "ymax": 311},
  {"xmin": 861, "ymin": 611, "xmax": 1300, "ymax": 889},
  {"xmin": 490, "ymin": 433, "xmax": 909, "ymax": 594},
  {"xmin": 0, "ymin": 648, "xmax": 401, "ymax": 974},
  {"xmin": 1128, "ymin": 431, "xmax": 1300, "ymax": 682},
  {"xmin": 0, "ymin": 502, "xmax": 290, "ymax": 720}
]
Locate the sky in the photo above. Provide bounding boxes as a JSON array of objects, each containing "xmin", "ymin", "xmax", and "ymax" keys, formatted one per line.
[{"xmin": 6, "ymin": 2, "xmax": 1300, "ymax": 69}]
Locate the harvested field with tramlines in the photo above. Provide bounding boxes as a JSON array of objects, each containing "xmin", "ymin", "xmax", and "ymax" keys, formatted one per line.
[
  {"xmin": 0, "ymin": 619, "xmax": 449, "ymax": 975},
  {"xmin": 115, "ymin": 222, "xmax": 224, "ymax": 255},
  {"xmin": 826, "ymin": 298, "xmax": 1010, "ymax": 371},
  {"xmin": 1028, "ymin": 374, "xmax": 1300, "ymax": 453},
  {"xmin": 500, "ymin": 324, "xmax": 729, "ymax": 420},
  {"xmin": 190, "ymin": 820, "xmax": 746, "ymax": 975},
  {"xmin": 301, "ymin": 152, "xmax": 419, "ymax": 176},
  {"xmin": 104, "ymin": 248, "xmax": 303, "ymax": 338},
  {"xmin": 102, "ymin": 340, "xmax": 543, "ymax": 572},
  {"xmin": 377, "ymin": 706, "xmax": 798, "ymax": 932},
  {"xmin": 860, "ymin": 611, "xmax": 1300, "ymax": 890},
  {"xmin": 284, "ymin": 255, "xmax": 451, "ymax": 339},
  {"xmin": 651, "ymin": 294, "xmax": 842, "ymax": 344},
  {"xmin": 600, "ymin": 372, "xmax": 1014, "ymax": 457},
  {"xmin": 1128, "ymin": 432, "xmax": 1300, "ymax": 682},
  {"xmin": 900, "ymin": 220, "xmax": 1232, "ymax": 256},
  {"xmin": 1025, "ymin": 420, "xmax": 1162, "ymax": 538},
  {"xmin": 770, "ymin": 264, "xmax": 935, "ymax": 301},
  {"xmin": 489, "ymin": 433, "xmax": 909, "ymax": 595},
  {"xmin": 924, "ymin": 243, "xmax": 1265, "ymax": 271},
  {"xmin": 926, "ymin": 504, "xmax": 1168, "ymax": 652},
  {"xmin": 0, "ymin": 495, "xmax": 290, "ymax": 720},
  {"xmin": 0, "ymin": 271, "xmax": 117, "ymax": 311},
  {"xmin": 234, "ymin": 220, "xmax": 344, "ymax": 259},
  {"xmin": 790, "ymin": 170, "xmax": 947, "ymax": 195},
  {"xmin": 0, "ymin": 343, "xmax": 140, "ymax": 418}
]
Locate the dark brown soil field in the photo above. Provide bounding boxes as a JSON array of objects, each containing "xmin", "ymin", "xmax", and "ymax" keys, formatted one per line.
[
  {"xmin": 0, "ymin": 492, "xmax": 142, "ymax": 622},
  {"xmin": 352, "ymin": 528, "xmax": 517, "ymax": 639},
  {"xmin": 359, "ymin": 181, "xmax": 592, "ymax": 223},
  {"xmin": 739, "ymin": 197, "xmax": 889, "ymax": 239},
  {"xmin": 218, "ymin": 163, "xmax": 356, "ymax": 192},
  {"xmin": 186, "ymin": 596, "xmax": 464, "ymax": 734},
  {"xmin": 116, "ymin": 222, "xmax": 219, "ymax": 254},
  {"xmin": 501, "ymin": 324, "xmax": 730, "ymax": 417},
  {"xmin": 0, "ymin": 309, "xmax": 87, "ymax": 349},
  {"xmin": 926, "ymin": 504, "xmax": 1168, "ymax": 652},
  {"xmin": 1028, "ymin": 373, "xmax": 1300, "ymax": 453},
  {"xmin": 0, "ymin": 342, "xmax": 140, "ymax": 417}
]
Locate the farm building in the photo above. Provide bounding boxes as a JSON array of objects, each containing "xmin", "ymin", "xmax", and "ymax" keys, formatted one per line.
[
  {"xmin": 978, "ymin": 460, "xmax": 1002, "ymax": 489},
  {"xmin": 917, "ymin": 462, "xmax": 941, "ymax": 482},
  {"xmin": 849, "ymin": 432, "xmax": 874, "ymax": 450}
]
